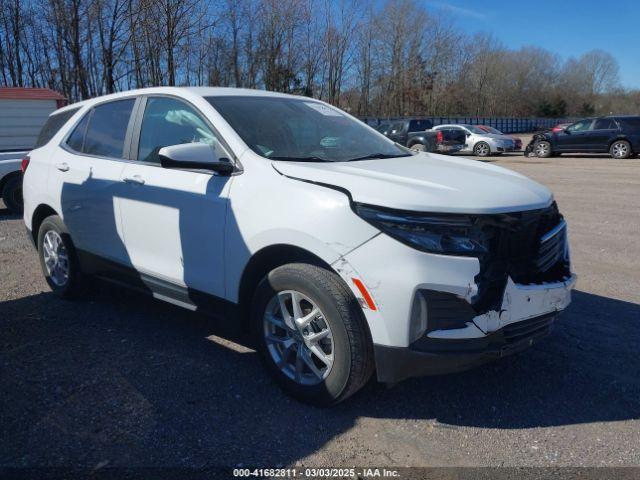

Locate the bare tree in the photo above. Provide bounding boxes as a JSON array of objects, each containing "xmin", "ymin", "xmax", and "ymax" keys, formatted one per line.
[{"xmin": 0, "ymin": 0, "xmax": 633, "ymax": 116}]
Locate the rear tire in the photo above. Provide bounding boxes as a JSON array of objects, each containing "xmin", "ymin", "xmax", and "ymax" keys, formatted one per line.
[
  {"xmin": 473, "ymin": 141, "xmax": 491, "ymax": 157},
  {"xmin": 409, "ymin": 143, "xmax": 426, "ymax": 152},
  {"xmin": 252, "ymin": 263, "xmax": 374, "ymax": 405},
  {"xmin": 610, "ymin": 140, "xmax": 632, "ymax": 159},
  {"xmin": 2, "ymin": 175, "xmax": 23, "ymax": 213},
  {"xmin": 37, "ymin": 215, "xmax": 87, "ymax": 299},
  {"xmin": 534, "ymin": 140, "xmax": 553, "ymax": 158}
]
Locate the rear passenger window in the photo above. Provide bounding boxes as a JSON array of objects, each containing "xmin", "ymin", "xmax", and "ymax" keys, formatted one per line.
[
  {"xmin": 593, "ymin": 119, "xmax": 616, "ymax": 130},
  {"xmin": 83, "ymin": 99, "xmax": 135, "ymax": 158},
  {"xmin": 34, "ymin": 108, "xmax": 80, "ymax": 148}
]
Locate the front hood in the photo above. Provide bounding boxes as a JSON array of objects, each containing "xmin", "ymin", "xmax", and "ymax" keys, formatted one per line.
[{"xmin": 272, "ymin": 153, "xmax": 552, "ymax": 214}]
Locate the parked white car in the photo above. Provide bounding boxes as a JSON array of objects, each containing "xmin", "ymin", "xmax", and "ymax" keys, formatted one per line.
[
  {"xmin": 23, "ymin": 87, "xmax": 576, "ymax": 405},
  {"xmin": 433, "ymin": 124, "xmax": 517, "ymax": 157},
  {"xmin": 0, "ymin": 151, "xmax": 26, "ymax": 213}
]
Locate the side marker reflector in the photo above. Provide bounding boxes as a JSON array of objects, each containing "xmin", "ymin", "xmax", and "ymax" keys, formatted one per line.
[{"xmin": 352, "ymin": 278, "xmax": 377, "ymax": 311}]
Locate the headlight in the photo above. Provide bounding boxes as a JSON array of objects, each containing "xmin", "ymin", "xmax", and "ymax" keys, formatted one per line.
[{"xmin": 354, "ymin": 203, "xmax": 489, "ymax": 255}]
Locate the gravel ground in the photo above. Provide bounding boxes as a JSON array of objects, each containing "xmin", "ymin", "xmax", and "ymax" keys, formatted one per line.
[{"xmin": 1, "ymin": 144, "xmax": 639, "ymax": 471}]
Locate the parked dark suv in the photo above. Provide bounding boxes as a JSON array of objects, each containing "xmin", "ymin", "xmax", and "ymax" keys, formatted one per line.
[{"xmin": 532, "ymin": 116, "xmax": 640, "ymax": 159}]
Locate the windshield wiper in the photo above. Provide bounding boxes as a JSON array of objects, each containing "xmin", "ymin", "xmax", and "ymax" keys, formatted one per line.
[
  {"xmin": 269, "ymin": 155, "xmax": 332, "ymax": 162},
  {"xmin": 346, "ymin": 152, "xmax": 412, "ymax": 161}
]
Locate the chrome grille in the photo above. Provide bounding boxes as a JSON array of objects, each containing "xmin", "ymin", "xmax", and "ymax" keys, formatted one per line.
[{"xmin": 536, "ymin": 220, "xmax": 567, "ymax": 273}]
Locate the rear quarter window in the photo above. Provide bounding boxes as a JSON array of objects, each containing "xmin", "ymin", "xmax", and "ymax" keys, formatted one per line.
[
  {"xmin": 617, "ymin": 117, "xmax": 640, "ymax": 132},
  {"xmin": 66, "ymin": 112, "xmax": 91, "ymax": 152},
  {"xmin": 34, "ymin": 107, "xmax": 81, "ymax": 148}
]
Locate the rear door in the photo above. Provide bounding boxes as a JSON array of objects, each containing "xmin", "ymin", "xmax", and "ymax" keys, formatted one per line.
[
  {"xmin": 588, "ymin": 118, "xmax": 619, "ymax": 151},
  {"xmin": 118, "ymin": 95, "xmax": 233, "ymax": 300},
  {"xmin": 53, "ymin": 98, "xmax": 137, "ymax": 264}
]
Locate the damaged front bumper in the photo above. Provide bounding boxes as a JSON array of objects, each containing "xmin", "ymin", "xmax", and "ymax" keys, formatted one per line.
[
  {"xmin": 375, "ymin": 274, "xmax": 576, "ymax": 383},
  {"xmin": 375, "ymin": 312, "xmax": 557, "ymax": 383}
]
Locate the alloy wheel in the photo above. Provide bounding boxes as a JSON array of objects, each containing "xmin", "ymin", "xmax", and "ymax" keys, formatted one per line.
[
  {"xmin": 612, "ymin": 142, "xmax": 629, "ymax": 158},
  {"xmin": 263, "ymin": 290, "xmax": 334, "ymax": 385},
  {"xmin": 535, "ymin": 142, "xmax": 550, "ymax": 156},
  {"xmin": 475, "ymin": 143, "xmax": 490, "ymax": 156},
  {"xmin": 42, "ymin": 230, "xmax": 69, "ymax": 287}
]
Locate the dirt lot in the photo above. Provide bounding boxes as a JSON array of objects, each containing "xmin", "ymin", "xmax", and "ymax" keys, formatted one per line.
[{"xmin": 1, "ymin": 144, "xmax": 639, "ymax": 471}]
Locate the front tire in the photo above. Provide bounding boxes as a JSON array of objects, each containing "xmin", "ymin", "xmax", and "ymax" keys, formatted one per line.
[
  {"xmin": 534, "ymin": 140, "xmax": 553, "ymax": 158},
  {"xmin": 252, "ymin": 263, "xmax": 374, "ymax": 405},
  {"xmin": 473, "ymin": 141, "xmax": 491, "ymax": 157},
  {"xmin": 610, "ymin": 140, "xmax": 632, "ymax": 159},
  {"xmin": 37, "ymin": 215, "xmax": 86, "ymax": 298},
  {"xmin": 2, "ymin": 175, "xmax": 23, "ymax": 213}
]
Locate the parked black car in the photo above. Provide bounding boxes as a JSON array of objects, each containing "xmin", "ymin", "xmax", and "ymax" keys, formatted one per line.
[
  {"xmin": 529, "ymin": 116, "xmax": 640, "ymax": 159},
  {"xmin": 376, "ymin": 118, "xmax": 466, "ymax": 154}
]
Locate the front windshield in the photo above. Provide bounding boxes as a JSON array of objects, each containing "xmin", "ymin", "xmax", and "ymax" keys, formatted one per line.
[{"xmin": 206, "ymin": 96, "xmax": 410, "ymax": 162}]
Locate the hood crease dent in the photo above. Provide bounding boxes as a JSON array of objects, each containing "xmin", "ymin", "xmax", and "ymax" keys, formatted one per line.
[{"xmin": 272, "ymin": 152, "xmax": 553, "ymax": 214}]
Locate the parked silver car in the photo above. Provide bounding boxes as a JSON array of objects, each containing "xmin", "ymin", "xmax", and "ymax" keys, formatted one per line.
[{"xmin": 432, "ymin": 124, "xmax": 517, "ymax": 157}]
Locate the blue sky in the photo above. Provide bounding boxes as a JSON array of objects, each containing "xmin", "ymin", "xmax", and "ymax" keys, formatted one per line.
[{"xmin": 423, "ymin": 0, "xmax": 640, "ymax": 88}]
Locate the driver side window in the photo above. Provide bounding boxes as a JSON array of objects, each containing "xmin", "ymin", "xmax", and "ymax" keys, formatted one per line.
[
  {"xmin": 567, "ymin": 120, "xmax": 593, "ymax": 132},
  {"xmin": 137, "ymin": 97, "xmax": 227, "ymax": 164}
]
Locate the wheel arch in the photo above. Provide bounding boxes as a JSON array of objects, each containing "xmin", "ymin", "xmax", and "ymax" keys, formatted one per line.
[
  {"xmin": 474, "ymin": 140, "xmax": 492, "ymax": 154},
  {"xmin": 406, "ymin": 137, "xmax": 425, "ymax": 148},
  {"xmin": 237, "ymin": 244, "xmax": 334, "ymax": 324},
  {"xmin": 0, "ymin": 170, "xmax": 21, "ymax": 198},
  {"xmin": 31, "ymin": 204, "xmax": 60, "ymax": 243},
  {"xmin": 608, "ymin": 136, "xmax": 632, "ymax": 149}
]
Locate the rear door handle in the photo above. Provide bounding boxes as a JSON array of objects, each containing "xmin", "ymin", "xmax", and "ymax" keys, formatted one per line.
[
  {"xmin": 55, "ymin": 162, "xmax": 69, "ymax": 172},
  {"xmin": 123, "ymin": 175, "xmax": 145, "ymax": 185}
]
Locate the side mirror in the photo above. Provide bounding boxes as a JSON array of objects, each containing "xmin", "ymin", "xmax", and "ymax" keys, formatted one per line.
[{"xmin": 159, "ymin": 143, "xmax": 234, "ymax": 175}]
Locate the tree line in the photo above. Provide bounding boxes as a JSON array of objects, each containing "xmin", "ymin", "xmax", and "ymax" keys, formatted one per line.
[{"xmin": 1, "ymin": 0, "xmax": 639, "ymax": 118}]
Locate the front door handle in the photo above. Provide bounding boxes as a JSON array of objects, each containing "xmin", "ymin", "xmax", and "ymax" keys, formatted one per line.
[
  {"xmin": 55, "ymin": 162, "xmax": 70, "ymax": 172},
  {"xmin": 123, "ymin": 175, "xmax": 145, "ymax": 185}
]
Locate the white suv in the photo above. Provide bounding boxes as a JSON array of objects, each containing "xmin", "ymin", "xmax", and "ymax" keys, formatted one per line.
[{"xmin": 23, "ymin": 87, "xmax": 576, "ymax": 405}]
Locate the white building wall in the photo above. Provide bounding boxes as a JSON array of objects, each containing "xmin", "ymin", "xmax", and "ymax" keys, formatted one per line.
[{"xmin": 0, "ymin": 99, "xmax": 58, "ymax": 151}]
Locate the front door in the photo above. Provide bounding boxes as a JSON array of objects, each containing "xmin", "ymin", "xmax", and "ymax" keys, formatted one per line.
[
  {"xmin": 118, "ymin": 96, "xmax": 233, "ymax": 300},
  {"xmin": 554, "ymin": 119, "xmax": 593, "ymax": 151}
]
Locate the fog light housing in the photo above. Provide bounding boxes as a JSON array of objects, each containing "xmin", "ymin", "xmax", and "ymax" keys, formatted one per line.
[{"xmin": 408, "ymin": 291, "xmax": 428, "ymax": 342}]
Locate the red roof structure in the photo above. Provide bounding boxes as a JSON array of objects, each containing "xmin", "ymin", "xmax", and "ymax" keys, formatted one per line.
[{"xmin": 0, "ymin": 87, "xmax": 67, "ymax": 106}]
